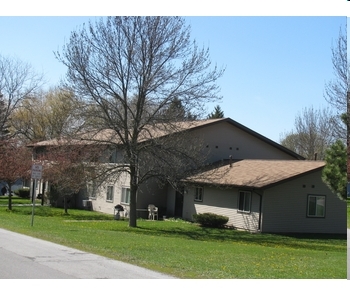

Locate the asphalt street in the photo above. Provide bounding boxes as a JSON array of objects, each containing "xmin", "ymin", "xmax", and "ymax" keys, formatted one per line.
[{"xmin": 0, "ymin": 228, "xmax": 175, "ymax": 279}]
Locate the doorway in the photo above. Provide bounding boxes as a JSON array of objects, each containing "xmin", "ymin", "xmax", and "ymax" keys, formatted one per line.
[{"xmin": 174, "ymin": 190, "xmax": 184, "ymax": 218}]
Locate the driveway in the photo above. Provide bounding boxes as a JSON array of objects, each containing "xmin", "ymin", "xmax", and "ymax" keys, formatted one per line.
[{"xmin": 0, "ymin": 228, "xmax": 175, "ymax": 279}]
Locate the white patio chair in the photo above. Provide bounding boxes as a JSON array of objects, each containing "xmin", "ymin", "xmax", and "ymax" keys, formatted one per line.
[{"xmin": 148, "ymin": 204, "xmax": 158, "ymax": 220}]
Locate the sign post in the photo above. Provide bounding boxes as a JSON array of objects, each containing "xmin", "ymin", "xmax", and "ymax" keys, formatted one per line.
[{"xmin": 31, "ymin": 164, "xmax": 42, "ymax": 226}]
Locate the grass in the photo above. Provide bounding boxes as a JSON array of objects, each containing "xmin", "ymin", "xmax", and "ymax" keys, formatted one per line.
[{"xmin": 0, "ymin": 197, "xmax": 347, "ymax": 279}]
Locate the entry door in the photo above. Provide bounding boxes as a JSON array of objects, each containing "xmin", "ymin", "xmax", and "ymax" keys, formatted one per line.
[{"xmin": 174, "ymin": 190, "xmax": 184, "ymax": 218}]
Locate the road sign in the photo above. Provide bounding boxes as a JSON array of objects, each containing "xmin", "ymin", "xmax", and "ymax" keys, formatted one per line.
[{"xmin": 31, "ymin": 164, "xmax": 43, "ymax": 180}]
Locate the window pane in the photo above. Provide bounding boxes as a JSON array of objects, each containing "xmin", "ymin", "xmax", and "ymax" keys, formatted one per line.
[
  {"xmin": 107, "ymin": 186, "xmax": 114, "ymax": 201},
  {"xmin": 308, "ymin": 195, "xmax": 325, "ymax": 217},
  {"xmin": 195, "ymin": 187, "xmax": 203, "ymax": 201},
  {"xmin": 122, "ymin": 188, "xmax": 130, "ymax": 204},
  {"xmin": 315, "ymin": 197, "xmax": 325, "ymax": 216},
  {"xmin": 244, "ymin": 194, "xmax": 251, "ymax": 211},
  {"xmin": 238, "ymin": 191, "xmax": 251, "ymax": 212},
  {"xmin": 308, "ymin": 196, "xmax": 316, "ymax": 216},
  {"xmin": 238, "ymin": 193, "xmax": 245, "ymax": 211}
]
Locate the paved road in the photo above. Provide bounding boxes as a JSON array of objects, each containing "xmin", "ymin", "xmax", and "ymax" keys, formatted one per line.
[{"xmin": 0, "ymin": 228, "xmax": 175, "ymax": 279}]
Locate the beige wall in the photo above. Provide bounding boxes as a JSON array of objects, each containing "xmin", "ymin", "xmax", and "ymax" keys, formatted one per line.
[
  {"xmin": 182, "ymin": 185, "xmax": 260, "ymax": 231},
  {"xmin": 191, "ymin": 121, "xmax": 296, "ymax": 163},
  {"xmin": 89, "ymin": 172, "xmax": 168, "ymax": 218},
  {"xmin": 89, "ymin": 171, "xmax": 130, "ymax": 216}
]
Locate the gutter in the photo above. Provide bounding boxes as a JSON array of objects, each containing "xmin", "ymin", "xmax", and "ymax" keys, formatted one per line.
[{"xmin": 253, "ymin": 190, "xmax": 263, "ymax": 232}]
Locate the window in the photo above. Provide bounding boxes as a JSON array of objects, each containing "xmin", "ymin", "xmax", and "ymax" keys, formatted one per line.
[
  {"xmin": 238, "ymin": 191, "xmax": 251, "ymax": 213},
  {"xmin": 109, "ymin": 148, "xmax": 117, "ymax": 163},
  {"xmin": 87, "ymin": 181, "xmax": 97, "ymax": 199},
  {"xmin": 121, "ymin": 187, "xmax": 130, "ymax": 204},
  {"xmin": 194, "ymin": 187, "xmax": 203, "ymax": 202},
  {"xmin": 307, "ymin": 195, "xmax": 325, "ymax": 217},
  {"xmin": 106, "ymin": 185, "xmax": 114, "ymax": 202}
]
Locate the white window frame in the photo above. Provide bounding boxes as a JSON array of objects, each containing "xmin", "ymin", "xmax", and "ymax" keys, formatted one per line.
[
  {"xmin": 307, "ymin": 195, "xmax": 326, "ymax": 218},
  {"xmin": 194, "ymin": 187, "xmax": 203, "ymax": 202},
  {"xmin": 238, "ymin": 191, "xmax": 251, "ymax": 213},
  {"xmin": 121, "ymin": 187, "xmax": 131, "ymax": 204},
  {"xmin": 106, "ymin": 185, "xmax": 114, "ymax": 202}
]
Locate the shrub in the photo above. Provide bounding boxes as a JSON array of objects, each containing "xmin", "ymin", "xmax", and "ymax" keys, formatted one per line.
[
  {"xmin": 192, "ymin": 212, "xmax": 229, "ymax": 228},
  {"xmin": 17, "ymin": 188, "xmax": 31, "ymax": 199}
]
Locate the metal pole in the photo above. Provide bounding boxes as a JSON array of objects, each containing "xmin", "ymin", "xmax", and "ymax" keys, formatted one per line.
[{"xmin": 31, "ymin": 179, "xmax": 36, "ymax": 226}]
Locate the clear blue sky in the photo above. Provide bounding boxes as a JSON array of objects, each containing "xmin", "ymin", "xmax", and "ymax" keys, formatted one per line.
[{"xmin": 0, "ymin": 2, "xmax": 348, "ymax": 143}]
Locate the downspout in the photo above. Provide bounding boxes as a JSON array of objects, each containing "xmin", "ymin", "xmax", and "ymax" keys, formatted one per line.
[{"xmin": 253, "ymin": 190, "xmax": 263, "ymax": 232}]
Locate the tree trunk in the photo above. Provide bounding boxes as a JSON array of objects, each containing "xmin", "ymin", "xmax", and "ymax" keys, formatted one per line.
[
  {"xmin": 41, "ymin": 182, "xmax": 46, "ymax": 206},
  {"xmin": 128, "ymin": 166, "xmax": 138, "ymax": 227},
  {"xmin": 8, "ymin": 184, "xmax": 12, "ymax": 211},
  {"xmin": 64, "ymin": 195, "xmax": 68, "ymax": 214}
]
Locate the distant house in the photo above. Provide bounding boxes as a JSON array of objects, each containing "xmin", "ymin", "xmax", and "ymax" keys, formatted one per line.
[{"xmin": 29, "ymin": 118, "xmax": 346, "ymax": 234}]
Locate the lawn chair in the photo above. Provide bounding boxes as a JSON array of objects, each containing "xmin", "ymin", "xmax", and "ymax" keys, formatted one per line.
[{"xmin": 148, "ymin": 204, "xmax": 158, "ymax": 220}]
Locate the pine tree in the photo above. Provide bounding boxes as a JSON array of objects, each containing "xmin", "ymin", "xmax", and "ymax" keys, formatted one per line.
[
  {"xmin": 208, "ymin": 105, "xmax": 224, "ymax": 119},
  {"xmin": 322, "ymin": 139, "xmax": 346, "ymax": 200}
]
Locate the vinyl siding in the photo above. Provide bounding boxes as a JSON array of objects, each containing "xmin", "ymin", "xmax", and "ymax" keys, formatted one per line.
[
  {"xmin": 190, "ymin": 121, "xmax": 296, "ymax": 162},
  {"xmin": 261, "ymin": 170, "xmax": 347, "ymax": 234},
  {"xmin": 89, "ymin": 171, "xmax": 130, "ymax": 215},
  {"xmin": 183, "ymin": 186, "xmax": 260, "ymax": 231}
]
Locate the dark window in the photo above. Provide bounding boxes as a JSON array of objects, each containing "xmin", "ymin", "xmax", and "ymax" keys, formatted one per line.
[{"xmin": 238, "ymin": 191, "xmax": 251, "ymax": 213}]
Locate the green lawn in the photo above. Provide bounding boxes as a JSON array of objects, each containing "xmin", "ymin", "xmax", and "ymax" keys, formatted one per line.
[{"xmin": 0, "ymin": 198, "xmax": 346, "ymax": 279}]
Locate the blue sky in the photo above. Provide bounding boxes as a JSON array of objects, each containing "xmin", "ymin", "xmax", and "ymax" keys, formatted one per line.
[{"xmin": 0, "ymin": 2, "xmax": 348, "ymax": 143}]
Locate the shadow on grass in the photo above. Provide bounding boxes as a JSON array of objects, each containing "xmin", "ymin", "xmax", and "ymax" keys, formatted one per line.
[{"xmin": 132, "ymin": 222, "xmax": 346, "ymax": 252}]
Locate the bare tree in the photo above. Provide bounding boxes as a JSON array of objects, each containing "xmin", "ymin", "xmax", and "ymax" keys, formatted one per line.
[
  {"xmin": 56, "ymin": 16, "xmax": 224, "ymax": 227},
  {"xmin": 10, "ymin": 87, "xmax": 82, "ymax": 143},
  {"xmin": 0, "ymin": 55, "xmax": 43, "ymax": 139},
  {"xmin": 280, "ymin": 106, "xmax": 335, "ymax": 160},
  {"xmin": 323, "ymin": 25, "xmax": 349, "ymax": 181},
  {"xmin": 323, "ymin": 25, "xmax": 348, "ymax": 140}
]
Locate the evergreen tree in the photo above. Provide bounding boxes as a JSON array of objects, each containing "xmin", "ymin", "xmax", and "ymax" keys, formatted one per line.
[
  {"xmin": 322, "ymin": 139, "xmax": 346, "ymax": 200},
  {"xmin": 208, "ymin": 105, "xmax": 224, "ymax": 119}
]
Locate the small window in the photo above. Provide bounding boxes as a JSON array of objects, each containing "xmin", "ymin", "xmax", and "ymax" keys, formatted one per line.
[
  {"xmin": 109, "ymin": 148, "xmax": 117, "ymax": 163},
  {"xmin": 307, "ymin": 195, "xmax": 325, "ymax": 217},
  {"xmin": 87, "ymin": 181, "xmax": 97, "ymax": 199},
  {"xmin": 238, "ymin": 191, "xmax": 251, "ymax": 213},
  {"xmin": 106, "ymin": 185, "xmax": 114, "ymax": 202},
  {"xmin": 121, "ymin": 187, "xmax": 130, "ymax": 204},
  {"xmin": 194, "ymin": 187, "xmax": 203, "ymax": 202}
]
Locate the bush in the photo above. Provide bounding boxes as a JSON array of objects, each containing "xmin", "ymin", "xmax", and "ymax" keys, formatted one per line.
[
  {"xmin": 192, "ymin": 212, "xmax": 229, "ymax": 228},
  {"xmin": 17, "ymin": 188, "xmax": 31, "ymax": 199}
]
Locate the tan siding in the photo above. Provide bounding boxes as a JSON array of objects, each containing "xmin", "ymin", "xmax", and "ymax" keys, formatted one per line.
[
  {"xmin": 90, "ymin": 171, "xmax": 130, "ymax": 215},
  {"xmin": 191, "ymin": 122, "xmax": 295, "ymax": 162},
  {"xmin": 261, "ymin": 170, "xmax": 347, "ymax": 234},
  {"xmin": 183, "ymin": 186, "xmax": 260, "ymax": 231}
]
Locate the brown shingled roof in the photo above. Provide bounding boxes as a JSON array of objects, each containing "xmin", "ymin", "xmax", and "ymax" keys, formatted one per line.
[
  {"xmin": 184, "ymin": 159, "xmax": 325, "ymax": 189},
  {"xmin": 28, "ymin": 119, "xmax": 225, "ymax": 147},
  {"xmin": 27, "ymin": 117, "xmax": 303, "ymax": 160}
]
